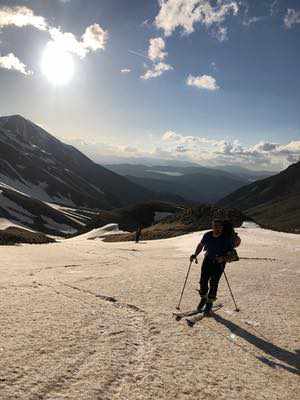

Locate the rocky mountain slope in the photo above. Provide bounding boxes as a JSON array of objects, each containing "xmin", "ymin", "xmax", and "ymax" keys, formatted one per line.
[
  {"xmin": 0, "ymin": 115, "xmax": 184, "ymax": 238},
  {"xmin": 219, "ymin": 161, "xmax": 300, "ymax": 233},
  {"xmin": 0, "ymin": 115, "xmax": 178, "ymax": 210},
  {"xmin": 0, "ymin": 183, "xmax": 98, "ymax": 237}
]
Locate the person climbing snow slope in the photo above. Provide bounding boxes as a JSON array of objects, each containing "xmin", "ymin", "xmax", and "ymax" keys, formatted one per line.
[{"xmin": 190, "ymin": 219, "xmax": 241, "ymax": 316}]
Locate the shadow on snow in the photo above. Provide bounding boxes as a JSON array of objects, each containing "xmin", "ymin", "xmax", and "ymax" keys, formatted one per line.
[{"xmin": 212, "ymin": 313, "xmax": 300, "ymax": 375}]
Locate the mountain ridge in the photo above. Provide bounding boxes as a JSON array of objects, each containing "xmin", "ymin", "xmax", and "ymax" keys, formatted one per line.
[
  {"xmin": 218, "ymin": 161, "xmax": 300, "ymax": 233},
  {"xmin": 0, "ymin": 115, "xmax": 181, "ymax": 209},
  {"xmin": 105, "ymin": 163, "xmax": 248, "ymax": 203}
]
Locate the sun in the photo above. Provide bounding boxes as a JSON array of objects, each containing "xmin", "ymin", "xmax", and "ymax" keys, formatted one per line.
[{"xmin": 41, "ymin": 42, "xmax": 75, "ymax": 86}]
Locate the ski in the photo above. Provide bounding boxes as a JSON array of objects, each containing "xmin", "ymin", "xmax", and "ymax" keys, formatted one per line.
[
  {"xmin": 173, "ymin": 309, "xmax": 201, "ymax": 321},
  {"xmin": 173, "ymin": 303, "xmax": 223, "ymax": 321},
  {"xmin": 186, "ymin": 314, "xmax": 205, "ymax": 327},
  {"xmin": 186, "ymin": 304, "xmax": 224, "ymax": 327}
]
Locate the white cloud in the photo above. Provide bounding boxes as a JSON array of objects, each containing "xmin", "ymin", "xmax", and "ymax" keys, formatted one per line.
[
  {"xmin": 148, "ymin": 37, "xmax": 167, "ymax": 61},
  {"xmin": 0, "ymin": 53, "xmax": 32, "ymax": 75},
  {"xmin": 162, "ymin": 130, "xmax": 222, "ymax": 147},
  {"xmin": 121, "ymin": 68, "xmax": 131, "ymax": 74},
  {"xmin": 253, "ymin": 142, "xmax": 279, "ymax": 152},
  {"xmin": 122, "ymin": 145, "xmax": 139, "ymax": 153},
  {"xmin": 64, "ymin": 138, "xmax": 149, "ymax": 163},
  {"xmin": 0, "ymin": 5, "xmax": 108, "ymax": 53},
  {"xmin": 242, "ymin": 16, "xmax": 264, "ymax": 27},
  {"xmin": 282, "ymin": 141, "xmax": 300, "ymax": 152},
  {"xmin": 160, "ymin": 131, "xmax": 300, "ymax": 167},
  {"xmin": 212, "ymin": 25, "xmax": 228, "ymax": 41},
  {"xmin": 0, "ymin": 6, "xmax": 47, "ymax": 30},
  {"xmin": 65, "ymin": 132, "xmax": 300, "ymax": 169},
  {"xmin": 153, "ymin": 146, "xmax": 176, "ymax": 159},
  {"xmin": 48, "ymin": 27, "xmax": 87, "ymax": 58},
  {"xmin": 141, "ymin": 62, "xmax": 173, "ymax": 80},
  {"xmin": 162, "ymin": 130, "xmax": 182, "ymax": 141},
  {"xmin": 242, "ymin": 2, "xmax": 266, "ymax": 28},
  {"xmin": 215, "ymin": 140, "xmax": 300, "ymax": 166},
  {"xmin": 186, "ymin": 74, "xmax": 219, "ymax": 90},
  {"xmin": 284, "ymin": 9, "xmax": 300, "ymax": 29},
  {"xmin": 155, "ymin": 0, "xmax": 239, "ymax": 39},
  {"xmin": 140, "ymin": 37, "xmax": 172, "ymax": 80},
  {"xmin": 175, "ymin": 144, "xmax": 190, "ymax": 153},
  {"xmin": 82, "ymin": 23, "xmax": 108, "ymax": 51},
  {"xmin": 0, "ymin": 5, "xmax": 108, "ymax": 77},
  {"xmin": 48, "ymin": 24, "xmax": 108, "ymax": 58}
]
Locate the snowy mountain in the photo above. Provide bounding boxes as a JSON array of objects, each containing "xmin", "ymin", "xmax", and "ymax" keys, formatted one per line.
[{"xmin": 0, "ymin": 115, "xmax": 175, "ymax": 210}]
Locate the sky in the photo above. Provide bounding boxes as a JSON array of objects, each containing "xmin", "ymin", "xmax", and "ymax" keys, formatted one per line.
[{"xmin": 0, "ymin": 0, "xmax": 299, "ymax": 171}]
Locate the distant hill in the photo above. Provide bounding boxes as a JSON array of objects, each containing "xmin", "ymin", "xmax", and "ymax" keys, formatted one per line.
[
  {"xmin": 218, "ymin": 161, "xmax": 300, "ymax": 233},
  {"xmin": 213, "ymin": 165, "xmax": 275, "ymax": 182},
  {"xmin": 105, "ymin": 164, "xmax": 247, "ymax": 203},
  {"xmin": 0, "ymin": 115, "xmax": 181, "ymax": 211}
]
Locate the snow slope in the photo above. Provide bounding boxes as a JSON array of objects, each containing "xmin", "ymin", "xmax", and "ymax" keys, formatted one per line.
[{"xmin": 0, "ymin": 226, "xmax": 298, "ymax": 399}]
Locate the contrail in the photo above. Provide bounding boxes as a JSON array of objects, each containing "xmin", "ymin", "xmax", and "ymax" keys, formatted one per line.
[{"xmin": 129, "ymin": 50, "xmax": 151, "ymax": 61}]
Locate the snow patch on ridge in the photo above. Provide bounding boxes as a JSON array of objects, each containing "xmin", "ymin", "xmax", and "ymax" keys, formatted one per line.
[
  {"xmin": 0, "ymin": 174, "xmax": 75, "ymax": 206},
  {"xmin": 74, "ymin": 223, "xmax": 129, "ymax": 240},
  {"xmin": 0, "ymin": 217, "xmax": 34, "ymax": 232},
  {"xmin": 242, "ymin": 221, "xmax": 260, "ymax": 229},
  {"xmin": 0, "ymin": 192, "xmax": 34, "ymax": 225},
  {"xmin": 41, "ymin": 216, "xmax": 77, "ymax": 235}
]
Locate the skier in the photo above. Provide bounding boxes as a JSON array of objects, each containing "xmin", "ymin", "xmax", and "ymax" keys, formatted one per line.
[
  {"xmin": 135, "ymin": 223, "xmax": 142, "ymax": 243},
  {"xmin": 190, "ymin": 219, "xmax": 241, "ymax": 316}
]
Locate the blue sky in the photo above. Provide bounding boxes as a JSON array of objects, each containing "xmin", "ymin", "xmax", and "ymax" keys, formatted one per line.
[{"xmin": 0, "ymin": 0, "xmax": 299, "ymax": 170}]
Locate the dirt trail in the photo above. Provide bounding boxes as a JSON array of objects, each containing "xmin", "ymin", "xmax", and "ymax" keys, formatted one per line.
[{"xmin": 0, "ymin": 227, "xmax": 299, "ymax": 399}]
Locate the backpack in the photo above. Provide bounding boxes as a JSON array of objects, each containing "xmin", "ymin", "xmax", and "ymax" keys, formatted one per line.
[
  {"xmin": 226, "ymin": 249, "xmax": 240, "ymax": 263},
  {"xmin": 226, "ymin": 233, "xmax": 241, "ymax": 263}
]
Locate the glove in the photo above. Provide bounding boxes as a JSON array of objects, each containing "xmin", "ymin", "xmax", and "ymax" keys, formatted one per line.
[{"xmin": 190, "ymin": 254, "xmax": 198, "ymax": 263}]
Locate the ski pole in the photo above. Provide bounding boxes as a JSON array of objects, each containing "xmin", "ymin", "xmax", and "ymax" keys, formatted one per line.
[
  {"xmin": 223, "ymin": 271, "xmax": 240, "ymax": 312},
  {"xmin": 176, "ymin": 258, "xmax": 197, "ymax": 310}
]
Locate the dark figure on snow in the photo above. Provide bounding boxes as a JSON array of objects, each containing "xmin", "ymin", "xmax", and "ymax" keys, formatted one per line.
[
  {"xmin": 190, "ymin": 219, "xmax": 241, "ymax": 316},
  {"xmin": 135, "ymin": 223, "xmax": 142, "ymax": 243}
]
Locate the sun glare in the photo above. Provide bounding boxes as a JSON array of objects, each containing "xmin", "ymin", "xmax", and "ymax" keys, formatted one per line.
[{"xmin": 41, "ymin": 42, "xmax": 75, "ymax": 86}]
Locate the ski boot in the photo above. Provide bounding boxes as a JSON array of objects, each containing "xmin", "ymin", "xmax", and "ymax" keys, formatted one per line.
[
  {"xmin": 197, "ymin": 296, "xmax": 207, "ymax": 312},
  {"xmin": 203, "ymin": 301, "xmax": 213, "ymax": 317}
]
